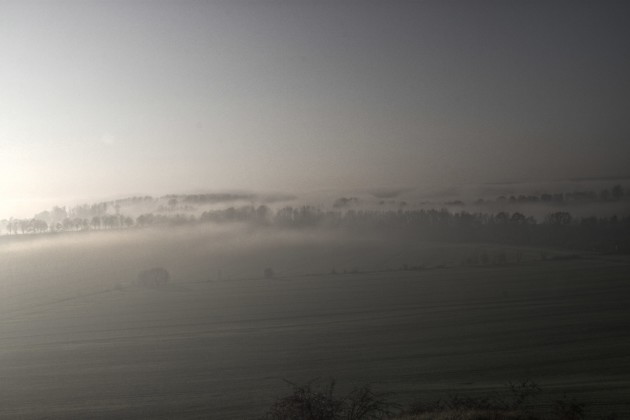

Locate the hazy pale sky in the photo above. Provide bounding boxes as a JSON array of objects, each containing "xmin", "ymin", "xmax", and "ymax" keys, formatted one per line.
[{"xmin": 1, "ymin": 0, "xmax": 629, "ymax": 217}]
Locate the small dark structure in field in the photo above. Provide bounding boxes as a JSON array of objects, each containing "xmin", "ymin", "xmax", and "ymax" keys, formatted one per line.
[
  {"xmin": 137, "ymin": 267, "xmax": 170, "ymax": 288},
  {"xmin": 264, "ymin": 267, "xmax": 275, "ymax": 279}
]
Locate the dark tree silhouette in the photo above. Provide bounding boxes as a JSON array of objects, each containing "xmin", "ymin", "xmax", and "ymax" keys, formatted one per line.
[{"xmin": 137, "ymin": 267, "xmax": 170, "ymax": 288}]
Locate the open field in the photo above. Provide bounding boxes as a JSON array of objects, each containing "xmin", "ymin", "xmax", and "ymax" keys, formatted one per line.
[{"xmin": 1, "ymin": 228, "xmax": 629, "ymax": 418}]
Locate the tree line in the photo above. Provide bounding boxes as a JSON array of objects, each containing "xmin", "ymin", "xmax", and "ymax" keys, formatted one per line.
[
  {"xmin": 488, "ymin": 184, "xmax": 626, "ymax": 204},
  {"xmin": 2, "ymin": 204, "xmax": 629, "ymax": 254}
]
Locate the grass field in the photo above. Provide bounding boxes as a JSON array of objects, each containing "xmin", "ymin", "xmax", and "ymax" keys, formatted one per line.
[{"xmin": 1, "ymin": 228, "xmax": 629, "ymax": 418}]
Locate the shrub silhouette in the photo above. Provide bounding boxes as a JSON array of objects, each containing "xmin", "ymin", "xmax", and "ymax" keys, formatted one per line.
[
  {"xmin": 264, "ymin": 380, "xmax": 619, "ymax": 420},
  {"xmin": 263, "ymin": 379, "xmax": 397, "ymax": 420}
]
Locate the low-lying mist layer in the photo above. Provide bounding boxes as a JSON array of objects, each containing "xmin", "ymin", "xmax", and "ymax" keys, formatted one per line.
[{"xmin": 0, "ymin": 224, "xmax": 398, "ymax": 315}]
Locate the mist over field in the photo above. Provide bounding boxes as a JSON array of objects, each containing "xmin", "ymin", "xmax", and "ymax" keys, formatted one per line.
[
  {"xmin": 3, "ymin": 1, "xmax": 630, "ymax": 419},
  {"xmin": 2, "ymin": 198, "xmax": 630, "ymax": 418}
]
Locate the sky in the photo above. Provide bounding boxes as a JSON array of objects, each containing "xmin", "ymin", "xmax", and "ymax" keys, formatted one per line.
[{"xmin": 1, "ymin": 0, "xmax": 630, "ymax": 218}]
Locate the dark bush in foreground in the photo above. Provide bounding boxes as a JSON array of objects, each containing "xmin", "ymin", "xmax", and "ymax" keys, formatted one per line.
[
  {"xmin": 401, "ymin": 381, "xmax": 542, "ymax": 420},
  {"xmin": 263, "ymin": 380, "xmax": 619, "ymax": 420},
  {"xmin": 262, "ymin": 379, "xmax": 398, "ymax": 420}
]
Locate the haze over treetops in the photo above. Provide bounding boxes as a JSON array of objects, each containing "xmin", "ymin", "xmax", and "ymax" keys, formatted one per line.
[{"xmin": 2, "ymin": 1, "xmax": 629, "ymax": 217}]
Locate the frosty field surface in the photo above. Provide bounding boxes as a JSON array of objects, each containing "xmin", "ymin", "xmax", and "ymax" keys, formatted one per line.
[{"xmin": 1, "ymin": 229, "xmax": 629, "ymax": 418}]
